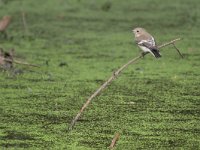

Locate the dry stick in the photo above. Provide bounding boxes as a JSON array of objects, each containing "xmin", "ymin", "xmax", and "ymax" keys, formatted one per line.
[
  {"xmin": 68, "ymin": 38, "xmax": 182, "ymax": 131},
  {"xmin": 109, "ymin": 133, "xmax": 120, "ymax": 149},
  {"xmin": 172, "ymin": 43, "xmax": 183, "ymax": 58},
  {"xmin": 4, "ymin": 58, "xmax": 39, "ymax": 67},
  {"xmin": 22, "ymin": 12, "xmax": 29, "ymax": 34},
  {"xmin": 68, "ymin": 56, "xmax": 142, "ymax": 131}
]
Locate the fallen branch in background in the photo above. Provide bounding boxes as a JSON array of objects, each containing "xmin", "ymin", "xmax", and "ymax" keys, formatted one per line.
[
  {"xmin": 109, "ymin": 133, "xmax": 120, "ymax": 149},
  {"xmin": 0, "ymin": 48, "xmax": 14, "ymax": 69},
  {"xmin": 4, "ymin": 58, "xmax": 40, "ymax": 68},
  {"xmin": 68, "ymin": 38, "xmax": 182, "ymax": 131},
  {"xmin": 0, "ymin": 48, "xmax": 39, "ymax": 69}
]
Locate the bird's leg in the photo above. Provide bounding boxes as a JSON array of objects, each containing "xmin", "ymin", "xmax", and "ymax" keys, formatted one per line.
[{"xmin": 141, "ymin": 52, "xmax": 148, "ymax": 58}]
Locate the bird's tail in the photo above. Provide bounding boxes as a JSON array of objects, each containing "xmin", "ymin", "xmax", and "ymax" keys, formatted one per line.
[{"xmin": 151, "ymin": 49, "xmax": 161, "ymax": 58}]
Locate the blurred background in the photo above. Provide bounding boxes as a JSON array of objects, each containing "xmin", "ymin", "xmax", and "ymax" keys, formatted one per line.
[{"xmin": 0, "ymin": 0, "xmax": 199, "ymax": 149}]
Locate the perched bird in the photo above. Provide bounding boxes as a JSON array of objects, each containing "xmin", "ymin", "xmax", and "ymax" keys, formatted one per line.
[{"xmin": 132, "ymin": 27, "xmax": 161, "ymax": 58}]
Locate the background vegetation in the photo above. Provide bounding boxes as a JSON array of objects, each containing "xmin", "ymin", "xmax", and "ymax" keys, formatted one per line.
[{"xmin": 0, "ymin": 0, "xmax": 199, "ymax": 149}]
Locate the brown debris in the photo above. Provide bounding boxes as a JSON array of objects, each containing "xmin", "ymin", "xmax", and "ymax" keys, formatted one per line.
[
  {"xmin": 0, "ymin": 48, "xmax": 14, "ymax": 69},
  {"xmin": 0, "ymin": 48, "xmax": 39, "ymax": 70},
  {"xmin": 0, "ymin": 48, "xmax": 40, "ymax": 69},
  {"xmin": 0, "ymin": 48, "xmax": 4, "ymax": 65},
  {"xmin": 0, "ymin": 16, "xmax": 11, "ymax": 32}
]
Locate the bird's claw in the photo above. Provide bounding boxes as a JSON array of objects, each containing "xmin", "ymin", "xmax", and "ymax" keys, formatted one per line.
[{"xmin": 141, "ymin": 52, "xmax": 148, "ymax": 58}]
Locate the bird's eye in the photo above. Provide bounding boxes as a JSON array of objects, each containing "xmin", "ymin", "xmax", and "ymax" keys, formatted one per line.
[{"xmin": 137, "ymin": 30, "xmax": 139, "ymax": 33}]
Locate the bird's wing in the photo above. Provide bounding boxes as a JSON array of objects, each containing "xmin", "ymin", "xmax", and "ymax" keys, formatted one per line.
[
  {"xmin": 150, "ymin": 36, "xmax": 156, "ymax": 46},
  {"xmin": 137, "ymin": 37, "xmax": 157, "ymax": 50}
]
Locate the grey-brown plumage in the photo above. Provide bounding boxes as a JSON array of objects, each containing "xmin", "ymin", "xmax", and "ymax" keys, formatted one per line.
[{"xmin": 132, "ymin": 27, "xmax": 161, "ymax": 58}]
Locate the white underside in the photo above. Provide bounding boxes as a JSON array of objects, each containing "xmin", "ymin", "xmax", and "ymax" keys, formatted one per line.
[
  {"xmin": 139, "ymin": 46, "xmax": 155, "ymax": 57},
  {"xmin": 139, "ymin": 46, "xmax": 150, "ymax": 52}
]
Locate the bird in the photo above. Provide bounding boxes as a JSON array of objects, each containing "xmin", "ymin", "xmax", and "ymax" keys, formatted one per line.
[{"xmin": 132, "ymin": 27, "xmax": 161, "ymax": 58}]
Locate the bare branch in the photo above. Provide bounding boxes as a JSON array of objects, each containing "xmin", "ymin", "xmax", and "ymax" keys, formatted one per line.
[
  {"xmin": 172, "ymin": 43, "xmax": 183, "ymax": 58},
  {"xmin": 68, "ymin": 38, "xmax": 182, "ymax": 131},
  {"xmin": 157, "ymin": 38, "xmax": 181, "ymax": 48},
  {"xmin": 3, "ymin": 58, "xmax": 39, "ymax": 67}
]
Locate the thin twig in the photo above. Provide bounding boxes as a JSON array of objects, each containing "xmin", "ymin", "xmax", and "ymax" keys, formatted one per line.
[
  {"xmin": 68, "ymin": 38, "xmax": 182, "ymax": 131},
  {"xmin": 172, "ymin": 43, "xmax": 183, "ymax": 58},
  {"xmin": 4, "ymin": 58, "xmax": 39, "ymax": 67},
  {"xmin": 22, "ymin": 12, "xmax": 29, "ymax": 34},
  {"xmin": 109, "ymin": 133, "xmax": 120, "ymax": 149},
  {"xmin": 157, "ymin": 38, "xmax": 181, "ymax": 48}
]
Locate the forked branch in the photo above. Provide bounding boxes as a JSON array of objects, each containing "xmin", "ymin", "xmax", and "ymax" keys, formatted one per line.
[{"xmin": 68, "ymin": 38, "xmax": 182, "ymax": 131}]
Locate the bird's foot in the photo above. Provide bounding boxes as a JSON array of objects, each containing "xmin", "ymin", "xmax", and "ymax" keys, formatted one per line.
[{"xmin": 141, "ymin": 52, "xmax": 148, "ymax": 58}]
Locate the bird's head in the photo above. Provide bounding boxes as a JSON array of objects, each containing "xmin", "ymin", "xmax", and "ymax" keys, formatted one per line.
[{"xmin": 132, "ymin": 27, "xmax": 146, "ymax": 37}]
